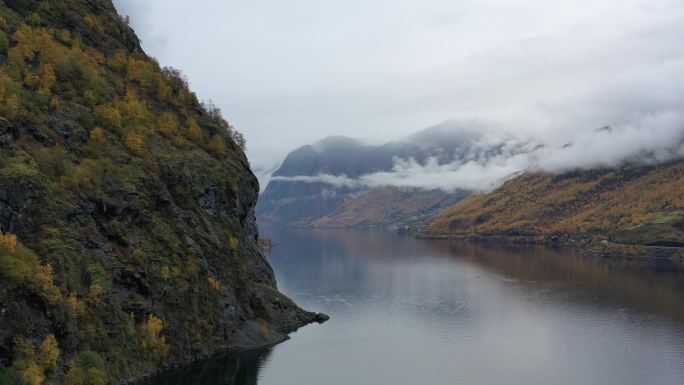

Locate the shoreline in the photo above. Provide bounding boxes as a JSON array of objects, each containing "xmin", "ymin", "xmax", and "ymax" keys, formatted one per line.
[
  {"xmin": 416, "ymin": 232, "xmax": 684, "ymax": 261},
  {"xmin": 127, "ymin": 312, "xmax": 328, "ymax": 385}
]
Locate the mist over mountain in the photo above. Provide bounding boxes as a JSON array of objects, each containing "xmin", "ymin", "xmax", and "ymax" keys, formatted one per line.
[{"xmin": 257, "ymin": 123, "xmax": 516, "ymax": 226}]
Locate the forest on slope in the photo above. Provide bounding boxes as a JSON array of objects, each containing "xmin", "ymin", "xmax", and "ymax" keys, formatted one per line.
[
  {"xmin": 428, "ymin": 161, "xmax": 684, "ymax": 247},
  {"xmin": 0, "ymin": 1, "xmax": 321, "ymax": 385}
]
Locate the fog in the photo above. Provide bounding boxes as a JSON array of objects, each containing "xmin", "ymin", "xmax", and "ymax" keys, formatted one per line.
[{"xmin": 113, "ymin": 0, "xmax": 684, "ymax": 190}]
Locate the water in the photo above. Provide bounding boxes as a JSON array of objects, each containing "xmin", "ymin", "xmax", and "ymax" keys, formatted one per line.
[{"xmin": 149, "ymin": 228, "xmax": 684, "ymax": 385}]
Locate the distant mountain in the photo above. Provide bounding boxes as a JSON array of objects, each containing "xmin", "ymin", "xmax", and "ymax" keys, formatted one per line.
[
  {"xmin": 311, "ymin": 187, "xmax": 468, "ymax": 229},
  {"xmin": 427, "ymin": 161, "xmax": 684, "ymax": 247},
  {"xmin": 257, "ymin": 123, "xmax": 488, "ymax": 227}
]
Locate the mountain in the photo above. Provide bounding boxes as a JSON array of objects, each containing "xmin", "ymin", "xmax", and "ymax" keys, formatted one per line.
[
  {"xmin": 427, "ymin": 161, "xmax": 684, "ymax": 247},
  {"xmin": 256, "ymin": 126, "xmax": 480, "ymax": 228},
  {"xmin": 0, "ymin": 2, "xmax": 323, "ymax": 384},
  {"xmin": 311, "ymin": 187, "xmax": 468, "ymax": 229}
]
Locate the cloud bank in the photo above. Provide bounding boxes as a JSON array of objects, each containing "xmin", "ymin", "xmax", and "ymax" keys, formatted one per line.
[
  {"xmin": 113, "ymin": 0, "xmax": 684, "ymax": 175},
  {"xmin": 272, "ymin": 118, "xmax": 684, "ymax": 192}
]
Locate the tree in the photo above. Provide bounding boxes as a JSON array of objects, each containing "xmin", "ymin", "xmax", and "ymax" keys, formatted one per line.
[
  {"xmin": 208, "ymin": 134, "xmax": 225, "ymax": 158},
  {"xmin": 19, "ymin": 363, "xmax": 43, "ymax": 385},
  {"xmin": 157, "ymin": 112, "xmax": 179, "ymax": 137},
  {"xmin": 185, "ymin": 119, "xmax": 203, "ymax": 142},
  {"xmin": 140, "ymin": 315, "xmax": 169, "ymax": 358},
  {"xmin": 0, "ymin": 30, "xmax": 8, "ymax": 56},
  {"xmin": 94, "ymin": 105, "xmax": 121, "ymax": 131},
  {"xmin": 88, "ymin": 127, "xmax": 105, "ymax": 145},
  {"xmin": 38, "ymin": 335, "xmax": 59, "ymax": 376},
  {"xmin": 124, "ymin": 133, "xmax": 145, "ymax": 155},
  {"xmin": 0, "ymin": 232, "xmax": 17, "ymax": 252},
  {"xmin": 64, "ymin": 352, "xmax": 108, "ymax": 385},
  {"xmin": 207, "ymin": 277, "xmax": 220, "ymax": 291}
]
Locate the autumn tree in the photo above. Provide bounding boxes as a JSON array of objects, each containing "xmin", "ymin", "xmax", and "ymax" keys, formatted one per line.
[
  {"xmin": 139, "ymin": 315, "xmax": 169, "ymax": 359},
  {"xmin": 185, "ymin": 119, "xmax": 203, "ymax": 142},
  {"xmin": 157, "ymin": 112, "xmax": 179, "ymax": 137},
  {"xmin": 124, "ymin": 133, "xmax": 145, "ymax": 155},
  {"xmin": 208, "ymin": 135, "xmax": 225, "ymax": 158},
  {"xmin": 38, "ymin": 335, "xmax": 60, "ymax": 376},
  {"xmin": 94, "ymin": 105, "xmax": 121, "ymax": 131},
  {"xmin": 88, "ymin": 127, "xmax": 105, "ymax": 146}
]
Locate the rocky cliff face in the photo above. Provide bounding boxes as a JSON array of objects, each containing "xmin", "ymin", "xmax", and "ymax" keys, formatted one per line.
[{"xmin": 0, "ymin": 1, "xmax": 322, "ymax": 384}]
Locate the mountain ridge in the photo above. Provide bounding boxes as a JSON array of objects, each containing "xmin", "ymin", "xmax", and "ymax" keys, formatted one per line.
[{"xmin": 256, "ymin": 129, "xmax": 477, "ymax": 228}]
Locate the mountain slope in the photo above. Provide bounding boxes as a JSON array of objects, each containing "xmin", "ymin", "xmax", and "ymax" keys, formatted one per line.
[
  {"xmin": 257, "ymin": 127, "xmax": 487, "ymax": 227},
  {"xmin": 0, "ymin": 1, "xmax": 321, "ymax": 384},
  {"xmin": 311, "ymin": 187, "xmax": 468, "ymax": 229},
  {"xmin": 427, "ymin": 162, "xmax": 684, "ymax": 246}
]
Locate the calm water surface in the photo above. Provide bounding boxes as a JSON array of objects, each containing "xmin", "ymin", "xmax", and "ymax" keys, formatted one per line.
[{"xmin": 149, "ymin": 228, "xmax": 684, "ymax": 385}]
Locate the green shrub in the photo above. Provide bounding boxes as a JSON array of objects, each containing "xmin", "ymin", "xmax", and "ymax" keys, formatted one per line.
[
  {"xmin": 0, "ymin": 30, "xmax": 8, "ymax": 56},
  {"xmin": 0, "ymin": 365, "xmax": 18, "ymax": 385}
]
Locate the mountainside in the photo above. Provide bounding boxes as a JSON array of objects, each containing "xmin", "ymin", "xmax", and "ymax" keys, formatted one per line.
[
  {"xmin": 311, "ymin": 187, "xmax": 468, "ymax": 230},
  {"xmin": 256, "ymin": 126, "xmax": 487, "ymax": 227},
  {"xmin": 0, "ymin": 2, "xmax": 322, "ymax": 385},
  {"xmin": 427, "ymin": 161, "xmax": 684, "ymax": 247}
]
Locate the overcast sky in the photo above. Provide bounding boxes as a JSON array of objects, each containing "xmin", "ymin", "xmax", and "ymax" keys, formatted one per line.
[{"xmin": 113, "ymin": 0, "xmax": 684, "ymax": 185}]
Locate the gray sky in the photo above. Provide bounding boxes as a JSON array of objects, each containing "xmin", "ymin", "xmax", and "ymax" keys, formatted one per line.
[{"xmin": 113, "ymin": 0, "xmax": 684, "ymax": 188}]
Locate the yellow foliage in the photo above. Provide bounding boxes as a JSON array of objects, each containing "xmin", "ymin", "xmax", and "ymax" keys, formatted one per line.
[
  {"xmin": 185, "ymin": 119, "xmax": 203, "ymax": 142},
  {"xmin": 39, "ymin": 63, "xmax": 56, "ymax": 91},
  {"xmin": 124, "ymin": 133, "xmax": 145, "ymax": 155},
  {"xmin": 259, "ymin": 322, "xmax": 269, "ymax": 339},
  {"xmin": 207, "ymin": 277, "xmax": 220, "ymax": 291},
  {"xmin": 38, "ymin": 334, "xmax": 60, "ymax": 375},
  {"xmin": 20, "ymin": 362, "xmax": 44, "ymax": 385},
  {"xmin": 66, "ymin": 292, "xmax": 86, "ymax": 316},
  {"xmin": 0, "ymin": 232, "xmax": 18, "ymax": 252},
  {"xmin": 94, "ymin": 105, "xmax": 121, "ymax": 130},
  {"xmin": 64, "ymin": 364, "xmax": 85, "ymax": 385},
  {"xmin": 87, "ymin": 283, "xmax": 103, "ymax": 305},
  {"xmin": 185, "ymin": 261, "xmax": 199, "ymax": 279},
  {"xmin": 229, "ymin": 235, "xmax": 239, "ymax": 251},
  {"xmin": 429, "ymin": 162, "xmax": 684, "ymax": 238},
  {"xmin": 49, "ymin": 95, "xmax": 61, "ymax": 111},
  {"xmin": 83, "ymin": 90, "xmax": 96, "ymax": 106},
  {"xmin": 153, "ymin": 73, "xmax": 172, "ymax": 102},
  {"xmin": 107, "ymin": 50, "xmax": 127, "ymax": 71},
  {"xmin": 88, "ymin": 127, "xmax": 105, "ymax": 145},
  {"xmin": 0, "ymin": 236, "xmax": 61, "ymax": 303},
  {"xmin": 157, "ymin": 112, "xmax": 179, "ymax": 137},
  {"xmin": 83, "ymin": 15, "xmax": 102, "ymax": 31},
  {"xmin": 126, "ymin": 59, "xmax": 154, "ymax": 88},
  {"xmin": 140, "ymin": 315, "xmax": 169, "ymax": 358},
  {"xmin": 0, "ymin": 74, "xmax": 22, "ymax": 119},
  {"xmin": 122, "ymin": 90, "xmax": 150, "ymax": 128},
  {"xmin": 208, "ymin": 134, "xmax": 225, "ymax": 158}
]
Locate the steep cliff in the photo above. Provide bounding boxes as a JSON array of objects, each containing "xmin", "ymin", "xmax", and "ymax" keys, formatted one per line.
[{"xmin": 0, "ymin": 1, "xmax": 322, "ymax": 384}]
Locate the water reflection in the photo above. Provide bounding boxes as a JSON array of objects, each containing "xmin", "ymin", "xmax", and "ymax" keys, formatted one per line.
[
  {"xmin": 147, "ymin": 228, "xmax": 684, "ymax": 385},
  {"xmin": 143, "ymin": 350, "xmax": 272, "ymax": 385}
]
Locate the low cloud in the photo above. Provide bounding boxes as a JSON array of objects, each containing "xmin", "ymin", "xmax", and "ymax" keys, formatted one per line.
[
  {"xmin": 270, "ymin": 174, "xmax": 364, "ymax": 189},
  {"xmin": 271, "ymin": 118, "xmax": 684, "ymax": 192}
]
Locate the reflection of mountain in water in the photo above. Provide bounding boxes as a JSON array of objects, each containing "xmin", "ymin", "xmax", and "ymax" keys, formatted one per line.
[{"xmin": 142, "ymin": 350, "xmax": 272, "ymax": 385}]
